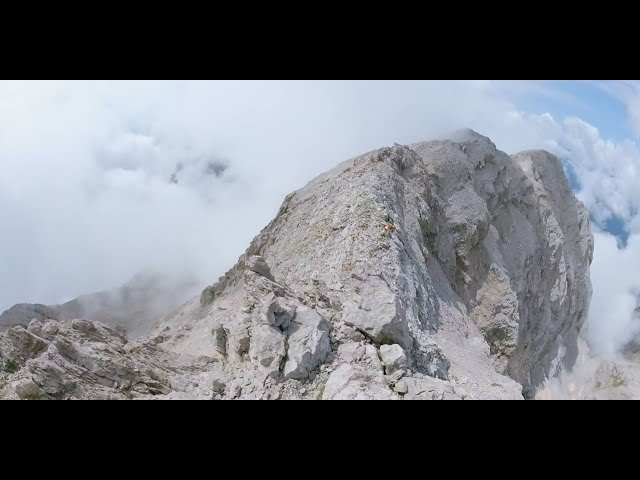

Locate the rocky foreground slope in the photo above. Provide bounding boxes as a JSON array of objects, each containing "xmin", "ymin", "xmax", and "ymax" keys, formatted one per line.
[{"xmin": 0, "ymin": 130, "xmax": 593, "ymax": 400}]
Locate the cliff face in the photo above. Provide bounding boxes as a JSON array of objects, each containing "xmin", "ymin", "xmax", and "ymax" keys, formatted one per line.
[{"xmin": 0, "ymin": 130, "xmax": 593, "ymax": 400}]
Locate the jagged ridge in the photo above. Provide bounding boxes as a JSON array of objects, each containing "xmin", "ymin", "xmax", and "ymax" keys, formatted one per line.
[{"xmin": 0, "ymin": 130, "xmax": 593, "ymax": 400}]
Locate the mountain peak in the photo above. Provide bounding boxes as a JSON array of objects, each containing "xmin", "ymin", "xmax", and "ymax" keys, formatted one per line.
[{"xmin": 0, "ymin": 132, "xmax": 593, "ymax": 400}]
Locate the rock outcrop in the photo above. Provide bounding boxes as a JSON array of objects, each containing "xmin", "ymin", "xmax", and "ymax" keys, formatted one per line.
[
  {"xmin": 0, "ymin": 319, "xmax": 221, "ymax": 400},
  {"xmin": 0, "ymin": 129, "xmax": 593, "ymax": 400}
]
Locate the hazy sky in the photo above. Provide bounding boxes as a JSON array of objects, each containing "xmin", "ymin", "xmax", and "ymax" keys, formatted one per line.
[{"xmin": 1, "ymin": 80, "xmax": 639, "ymax": 357}]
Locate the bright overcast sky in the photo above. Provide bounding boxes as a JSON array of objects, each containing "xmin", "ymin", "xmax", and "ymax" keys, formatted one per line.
[{"xmin": 1, "ymin": 80, "xmax": 639, "ymax": 356}]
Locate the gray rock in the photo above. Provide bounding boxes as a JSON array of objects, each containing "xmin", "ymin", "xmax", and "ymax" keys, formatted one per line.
[
  {"xmin": 322, "ymin": 363, "xmax": 398, "ymax": 400},
  {"xmin": 261, "ymin": 293, "xmax": 295, "ymax": 330},
  {"xmin": 283, "ymin": 308, "xmax": 331, "ymax": 379},
  {"xmin": 414, "ymin": 345, "xmax": 450, "ymax": 381},
  {"xmin": 211, "ymin": 325, "xmax": 227, "ymax": 357},
  {"xmin": 1, "ymin": 319, "xmax": 222, "ymax": 400},
  {"xmin": 386, "ymin": 369, "xmax": 405, "ymax": 384},
  {"xmin": 379, "ymin": 344, "xmax": 408, "ymax": 375},
  {"xmin": 401, "ymin": 376, "xmax": 455, "ymax": 400},
  {"xmin": 27, "ymin": 319, "xmax": 44, "ymax": 336},
  {"xmin": 337, "ymin": 342, "xmax": 364, "ymax": 363},
  {"xmin": 245, "ymin": 256, "xmax": 274, "ymax": 281},
  {"xmin": 394, "ymin": 378, "xmax": 408, "ymax": 394},
  {"xmin": 12, "ymin": 378, "xmax": 41, "ymax": 399},
  {"xmin": 200, "ymin": 286, "xmax": 216, "ymax": 307},
  {"xmin": 233, "ymin": 326, "xmax": 252, "ymax": 358},
  {"xmin": 342, "ymin": 276, "xmax": 412, "ymax": 350},
  {"xmin": 211, "ymin": 379, "xmax": 226, "ymax": 394},
  {"xmin": 41, "ymin": 321, "xmax": 59, "ymax": 339},
  {"xmin": 1, "ymin": 327, "xmax": 49, "ymax": 363},
  {"xmin": 442, "ymin": 392, "xmax": 462, "ymax": 400},
  {"xmin": 250, "ymin": 325, "xmax": 286, "ymax": 376},
  {"xmin": 341, "ymin": 325, "xmax": 365, "ymax": 342}
]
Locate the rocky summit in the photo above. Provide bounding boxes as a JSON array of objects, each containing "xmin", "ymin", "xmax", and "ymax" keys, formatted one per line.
[{"xmin": 0, "ymin": 129, "xmax": 594, "ymax": 400}]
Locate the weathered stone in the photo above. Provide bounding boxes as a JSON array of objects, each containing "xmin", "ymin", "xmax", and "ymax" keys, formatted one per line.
[
  {"xmin": 342, "ymin": 276, "xmax": 412, "ymax": 350},
  {"xmin": 41, "ymin": 321, "xmax": 59, "ymax": 339},
  {"xmin": 385, "ymin": 369, "xmax": 405, "ymax": 384},
  {"xmin": 211, "ymin": 325, "xmax": 227, "ymax": 356},
  {"xmin": 2, "ymin": 327, "xmax": 49, "ymax": 362},
  {"xmin": 442, "ymin": 392, "xmax": 462, "ymax": 400},
  {"xmin": 230, "ymin": 326, "xmax": 251, "ymax": 358},
  {"xmin": 27, "ymin": 319, "xmax": 44, "ymax": 336},
  {"xmin": 1, "ymin": 319, "xmax": 224, "ymax": 400},
  {"xmin": 12, "ymin": 378, "xmax": 41, "ymax": 399},
  {"xmin": 394, "ymin": 378, "xmax": 408, "ymax": 394},
  {"xmin": 261, "ymin": 293, "xmax": 295, "ymax": 330},
  {"xmin": 200, "ymin": 286, "xmax": 216, "ymax": 307},
  {"xmin": 211, "ymin": 379, "xmax": 226, "ymax": 394},
  {"xmin": 341, "ymin": 325, "xmax": 365, "ymax": 342},
  {"xmin": 415, "ymin": 344, "xmax": 450, "ymax": 381},
  {"xmin": 245, "ymin": 255, "xmax": 274, "ymax": 281},
  {"xmin": 363, "ymin": 344, "xmax": 384, "ymax": 372},
  {"xmin": 250, "ymin": 325, "xmax": 286, "ymax": 376},
  {"xmin": 379, "ymin": 344, "xmax": 408, "ymax": 375},
  {"xmin": 283, "ymin": 308, "xmax": 331, "ymax": 380},
  {"xmin": 322, "ymin": 364, "xmax": 398, "ymax": 400},
  {"xmin": 402, "ymin": 376, "xmax": 454, "ymax": 400},
  {"xmin": 337, "ymin": 342, "xmax": 364, "ymax": 363}
]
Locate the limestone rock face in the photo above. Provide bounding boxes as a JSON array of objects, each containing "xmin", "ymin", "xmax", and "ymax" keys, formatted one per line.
[
  {"xmin": 322, "ymin": 363, "xmax": 398, "ymax": 400},
  {"xmin": 0, "ymin": 319, "xmax": 220, "ymax": 400},
  {"xmin": 379, "ymin": 344, "xmax": 408, "ymax": 375},
  {"xmin": 283, "ymin": 308, "xmax": 331, "ymax": 380},
  {"xmin": 0, "ymin": 130, "xmax": 593, "ymax": 400}
]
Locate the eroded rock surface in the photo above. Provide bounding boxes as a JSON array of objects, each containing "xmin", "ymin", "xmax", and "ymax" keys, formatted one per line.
[{"xmin": 1, "ymin": 130, "xmax": 593, "ymax": 400}]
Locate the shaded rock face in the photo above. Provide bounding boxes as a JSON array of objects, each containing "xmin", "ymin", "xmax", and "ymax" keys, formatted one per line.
[
  {"xmin": 410, "ymin": 137, "xmax": 593, "ymax": 396},
  {"xmin": 0, "ymin": 130, "xmax": 593, "ymax": 400}
]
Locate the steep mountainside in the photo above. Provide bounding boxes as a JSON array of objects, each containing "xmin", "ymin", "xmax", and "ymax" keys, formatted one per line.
[{"xmin": 0, "ymin": 130, "xmax": 593, "ymax": 400}]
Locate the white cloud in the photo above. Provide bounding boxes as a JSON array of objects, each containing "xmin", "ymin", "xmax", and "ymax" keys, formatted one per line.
[
  {"xmin": 0, "ymin": 80, "xmax": 535, "ymax": 312},
  {"xmin": 595, "ymin": 80, "xmax": 640, "ymax": 137},
  {"xmin": 587, "ymin": 229, "xmax": 640, "ymax": 357}
]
